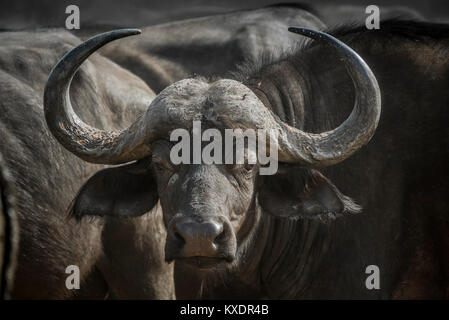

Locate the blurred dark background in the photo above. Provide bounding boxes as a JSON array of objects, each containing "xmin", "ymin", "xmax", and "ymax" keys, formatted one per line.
[{"xmin": 0, "ymin": 0, "xmax": 448, "ymax": 30}]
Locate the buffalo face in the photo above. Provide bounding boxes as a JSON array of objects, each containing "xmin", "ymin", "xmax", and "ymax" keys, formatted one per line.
[{"xmin": 152, "ymin": 140, "xmax": 257, "ymax": 267}]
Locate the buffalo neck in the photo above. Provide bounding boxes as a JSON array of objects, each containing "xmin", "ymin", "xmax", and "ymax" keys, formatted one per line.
[{"xmin": 232, "ymin": 200, "xmax": 333, "ymax": 298}]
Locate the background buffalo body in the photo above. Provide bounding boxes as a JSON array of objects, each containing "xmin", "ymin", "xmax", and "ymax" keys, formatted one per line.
[{"xmin": 0, "ymin": 152, "xmax": 18, "ymax": 299}]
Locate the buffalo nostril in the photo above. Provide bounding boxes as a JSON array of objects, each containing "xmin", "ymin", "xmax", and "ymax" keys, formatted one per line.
[
  {"xmin": 174, "ymin": 230, "xmax": 185, "ymax": 243},
  {"xmin": 213, "ymin": 228, "xmax": 226, "ymax": 244}
]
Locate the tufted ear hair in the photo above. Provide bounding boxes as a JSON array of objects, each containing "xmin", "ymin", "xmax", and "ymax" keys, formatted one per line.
[
  {"xmin": 70, "ymin": 158, "xmax": 158, "ymax": 220},
  {"xmin": 258, "ymin": 166, "xmax": 361, "ymax": 222}
]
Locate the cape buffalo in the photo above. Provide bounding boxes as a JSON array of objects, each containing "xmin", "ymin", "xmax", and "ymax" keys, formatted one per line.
[{"xmin": 44, "ymin": 19, "xmax": 449, "ymax": 299}]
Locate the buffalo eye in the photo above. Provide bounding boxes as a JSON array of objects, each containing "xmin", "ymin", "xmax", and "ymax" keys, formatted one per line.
[
  {"xmin": 225, "ymin": 162, "xmax": 255, "ymax": 175},
  {"xmin": 152, "ymin": 155, "xmax": 179, "ymax": 172}
]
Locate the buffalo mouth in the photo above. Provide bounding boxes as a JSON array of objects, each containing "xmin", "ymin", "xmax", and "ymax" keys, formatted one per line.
[{"xmin": 176, "ymin": 256, "xmax": 231, "ymax": 270}]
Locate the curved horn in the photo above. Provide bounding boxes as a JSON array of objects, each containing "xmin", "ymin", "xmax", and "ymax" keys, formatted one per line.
[
  {"xmin": 272, "ymin": 27, "xmax": 381, "ymax": 166},
  {"xmin": 44, "ymin": 29, "xmax": 152, "ymax": 164}
]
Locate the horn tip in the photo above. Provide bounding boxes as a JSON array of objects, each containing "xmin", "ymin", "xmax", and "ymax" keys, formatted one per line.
[
  {"xmin": 109, "ymin": 28, "xmax": 142, "ymax": 39},
  {"xmin": 121, "ymin": 28, "xmax": 142, "ymax": 36}
]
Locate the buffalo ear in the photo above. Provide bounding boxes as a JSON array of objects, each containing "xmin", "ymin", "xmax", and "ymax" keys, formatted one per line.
[
  {"xmin": 258, "ymin": 168, "xmax": 361, "ymax": 221},
  {"xmin": 70, "ymin": 158, "xmax": 158, "ymax": 220}
]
